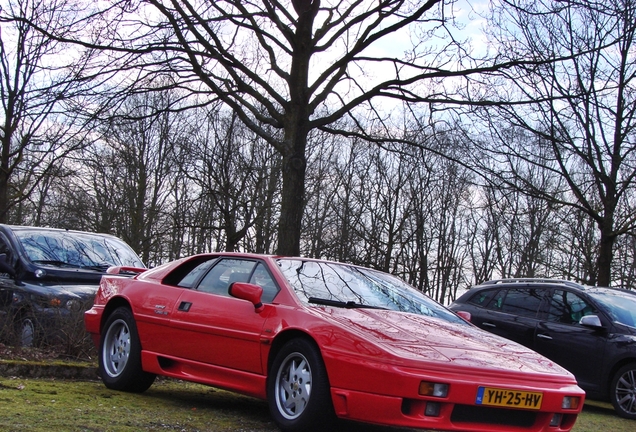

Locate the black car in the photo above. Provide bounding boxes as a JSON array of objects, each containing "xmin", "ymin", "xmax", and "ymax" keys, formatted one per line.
[
  {"xmin": 0, "ymin": 224, "xmax": 145, "ymax": 347},
  {"xmin": 449, "ymin": 278, "xmax": 636, "ymax": 419}
]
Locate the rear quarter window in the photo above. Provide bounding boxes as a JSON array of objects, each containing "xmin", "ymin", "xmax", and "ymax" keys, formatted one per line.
[{"xmin": 467, "ymin": 289, "xmax": 500, "ymax": 308}]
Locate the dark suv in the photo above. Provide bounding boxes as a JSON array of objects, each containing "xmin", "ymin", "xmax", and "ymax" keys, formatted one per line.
[
  {"xmin": 0, "ymin": 224, "xmax": 145, "ymax": 347},
  {"xmin": 449, "ymin": 278, "xmax": 636, "ymax": 419}
]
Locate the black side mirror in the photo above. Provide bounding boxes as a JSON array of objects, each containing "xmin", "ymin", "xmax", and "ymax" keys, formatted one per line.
[{"xmin": 0, "ymin": 253, "xmax": 15, "ymax": 277}]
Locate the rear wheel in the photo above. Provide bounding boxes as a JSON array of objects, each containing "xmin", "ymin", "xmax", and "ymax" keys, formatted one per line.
[
  {"xmin": 610, "ymin": 363, "xmax": 636, "ymax": 419},
  {"xmin": 267, "ymin": 338, "xmax": 335, "ymax": 432},
  {"xmin": 99, "ymin": 307, "xmax": 155, "ymax": 392}
]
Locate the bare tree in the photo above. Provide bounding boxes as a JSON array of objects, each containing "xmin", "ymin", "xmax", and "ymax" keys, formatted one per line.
[
  {"xmin": 32, "ymin": 0, "xmax": 535, "ymax": 255},
  {"xmin": 185, "ymin": 109, "xmax": 279, "ymax": 252},
  {"xmin": 302, "ymin": 128, "xmax": 346, "ymax": 258},
  {"xmin": 44, "ymin": 87, "xmax": 189, "ymax": 265},
  {"xmin": 474, "ymin": 0, "xmax": 636, "ymax": 286},
  {"xmin": 0, "ymin": 0, "xmax": 98, "ymax": 223}
]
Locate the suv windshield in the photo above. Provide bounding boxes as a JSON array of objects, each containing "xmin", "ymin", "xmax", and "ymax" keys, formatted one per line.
[
  {"xmin": 589, "ymin": 289, "xmax": 636, "ymax": 328},
  {"xmin": 277, "ymin": 258, "xmax": 466, "ymax": 324},
  {"xmin": 15, "ymin": 229, "xmax": 144, "ymax": 270}
]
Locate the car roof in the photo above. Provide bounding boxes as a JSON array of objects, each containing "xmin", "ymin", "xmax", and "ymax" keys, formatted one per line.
[
  {"xmin": 471, "ymin": 278, "xmax": 636, "ymax": 296},
  {"xmin": 0, "ymin": 224, "xmax": 120, "ymax": 239},
  {"xmin": 475, "ymin": 278, "xmax": 588, "ymax": 290}
]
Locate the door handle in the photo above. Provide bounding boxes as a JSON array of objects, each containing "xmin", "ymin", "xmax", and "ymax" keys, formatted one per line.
[
  {"xmin": 482, "ymin": 322, "xmax": 496, "ymax": 328},
  {"xmin": 178, "ymin": 301, "xmax": 192, "ymax": 312},
  {"xmin": 537, "ymin": 334, "xmax": 553, "ymax": 340}
]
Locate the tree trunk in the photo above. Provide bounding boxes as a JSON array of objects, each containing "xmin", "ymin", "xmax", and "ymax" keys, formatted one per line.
[
  {"xmin": 596, "ymin": 226, "xmax": 615, "ymax": 287},
  {"xmin": 277, "ymin": 151, "xmax": 307, "ymax": 255},
  {"xmin": 275, "ymin": 1, "xmax": 318, "ymax": 256}
]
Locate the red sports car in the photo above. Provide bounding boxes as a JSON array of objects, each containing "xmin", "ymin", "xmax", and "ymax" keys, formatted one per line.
[{"xmin": 85, "ymin": 253, "xmax": 585, "ymax": 432}]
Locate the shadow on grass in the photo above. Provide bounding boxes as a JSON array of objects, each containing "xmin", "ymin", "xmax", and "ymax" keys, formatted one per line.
[
  {"xmin": 582, "ymin": 400, "xmax": 616, "ymax": 415},
  {"xmin": 137, "ymin": 379, "xmax": 418, "ymax": 432}
]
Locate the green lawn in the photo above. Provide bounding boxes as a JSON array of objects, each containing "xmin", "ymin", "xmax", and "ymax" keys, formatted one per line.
[{"xmin": 0, "ymin": 376, "xmax": 633, "ymax": 431}]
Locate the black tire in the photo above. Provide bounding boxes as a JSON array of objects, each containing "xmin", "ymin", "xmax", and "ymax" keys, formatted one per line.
[
  {"xmin": 610, "ymin": 363, "xmax": 636, "ymax": 419},
  {"xmin": 267, "ymin": 338, "xmax": 336, "ymax": 432},
  {"xmin": 16, "ymin": 314, "xmax": 37, "ymax": 348},
  {"xmin": 99, "ymin": 307, "xmax": 155, "ymax": 393}
]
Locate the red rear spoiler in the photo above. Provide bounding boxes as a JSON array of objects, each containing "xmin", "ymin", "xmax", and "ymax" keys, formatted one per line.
[{"xmin": 106, "ymin": 266, "xmax": 148, "ymax": 275}]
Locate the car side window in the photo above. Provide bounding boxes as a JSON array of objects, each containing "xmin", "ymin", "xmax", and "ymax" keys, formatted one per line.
[
  {"xmin": 483, "ymin": 290, "xmax": 507, "ymax": 310},
  {"xmin": 547, "ymin": 290, "xmax": 595, "ymax": 324},
  {"xmin": 196, "ymin": 259, "xmax": 256, "ymax": 296},
  {"xmin": 497, "ymin": 288, "xmax": 544, "ymax": 318},
  {"xmin": 177, "ymin": 259, "xmax": 218, "ymax": 288},
  {"xmin": 162, "ymin": 256, "xmax": 218, "ymax": 288},
  {"xmin": 467, "ymin": 289, "xmax": 499, "ymax": 308},
  {"xmin": 249, "ymin": 262, "xmax": 279, "ymax": 303}
]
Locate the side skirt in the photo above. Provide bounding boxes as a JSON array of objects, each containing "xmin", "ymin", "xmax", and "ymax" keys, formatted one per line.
[{"xmin": 141, "ymin": 350, "xmax": 267, "ymax": 399}]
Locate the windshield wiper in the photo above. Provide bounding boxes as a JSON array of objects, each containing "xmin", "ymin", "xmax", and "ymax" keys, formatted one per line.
[
  {"xmin": 31, "ymin": 260, "xmax": 80, "ymax": 268},
  {"xmin": 31, "ymin": 260, "xmax": 110, "ymax": 271},
  {"xmin": 80, "ymin": 263, "xmax": 112, "ymax": 271},
  {"xmin": 308, "ymin": 297, "xmax": 387, "ymax": 310}
]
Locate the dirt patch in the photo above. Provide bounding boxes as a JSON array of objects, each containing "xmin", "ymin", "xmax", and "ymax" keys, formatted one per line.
[
  {"xmin": 0, "ymin": 343, "xmax": 98, "ymax": 380},
  {"xmin": 0, "ymin": 343, "xmax": 71, "ymax": 361}
]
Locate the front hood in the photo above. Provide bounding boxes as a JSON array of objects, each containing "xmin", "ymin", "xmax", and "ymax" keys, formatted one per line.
[
  {"xmin": 17, "ymin": 281, "xmax": 98, "ymax": 300},
  {"xmin": 311, "ymin": 306, "xmax": 571, "ymax": 379}
]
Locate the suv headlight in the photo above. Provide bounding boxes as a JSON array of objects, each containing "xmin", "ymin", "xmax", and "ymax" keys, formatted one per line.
[{"xmin": 18, "ymin": 293, "xmax": 65, "ymax": 308}]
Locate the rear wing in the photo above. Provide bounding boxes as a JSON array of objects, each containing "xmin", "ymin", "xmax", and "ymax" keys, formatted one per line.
[{"xmin": 106, "ymin": 266, "xmax": 148, "ymax": 276}]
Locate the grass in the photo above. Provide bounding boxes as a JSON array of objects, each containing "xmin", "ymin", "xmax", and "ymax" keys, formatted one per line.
[
  {"xmin": 574, "ymin": 399, "xmax": 634, "ymax": 432},
  {"xmin": 0, "ymin": 378, "xmax": 277, "ymax": 432},
  {"xmin": 0, "ymin": 376, "xmax": 633, "ymax": 432}
]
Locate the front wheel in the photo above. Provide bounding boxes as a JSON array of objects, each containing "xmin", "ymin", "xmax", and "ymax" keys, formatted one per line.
[
  {"xmin": 99, "ymin": 307, "xmax": 155, "ymax": 392},
  {"xmin": 11, "ymin": 309, "xmax": 40, "ymax": 348},
  {"xmin": 17, "ymin": 315, "xmax": 37, "ymax": 347},
  {"xmin": 610, "ymin": 363, "xmax": 636, "ymax": 419},
  {"xmin": 267, "ymin": 338, "xmax": 336, "ymax": 432}
]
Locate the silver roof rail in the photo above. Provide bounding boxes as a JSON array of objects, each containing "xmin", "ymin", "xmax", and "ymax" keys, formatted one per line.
[{"xmin": 479, "ymin": 278, "xmax": 585, "ymax": 289}]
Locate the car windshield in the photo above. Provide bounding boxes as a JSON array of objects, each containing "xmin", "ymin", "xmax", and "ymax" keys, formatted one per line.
[
  {"xmin": 589, "ymin": 289, "xmax": 636, "ymax": 328},
  {"xmin": 277, "ymin": 259, "xmax": 466, "ymax": 324},
  {"xmin": 15, "ymin": 229, "xmax": 144, "ymax": 270}
]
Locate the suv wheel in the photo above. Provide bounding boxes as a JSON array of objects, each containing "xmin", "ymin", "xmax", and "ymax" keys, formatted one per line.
[
  {"xmin": 13, "ymin": 313, "xmax": 38, "ymax": 347},
  {"xmin": 610, "ymin": 363, "xmax": 636, "ymax": 419}
]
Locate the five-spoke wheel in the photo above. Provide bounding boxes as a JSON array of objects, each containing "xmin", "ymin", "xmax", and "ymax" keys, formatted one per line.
[
  {"xmin": 267, "ymin": 338, "xmax": 335, "ymax": 432},
  {"xmin": 102, "ymin": 317, "xmax": 131, "ymax": 378},
  {"xmin": 99, "ymin": 307, "xmax": 155, "ymax": 392}
]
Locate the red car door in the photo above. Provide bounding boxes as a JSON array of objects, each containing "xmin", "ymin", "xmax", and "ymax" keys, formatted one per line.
[
  {"xmin": 168, "ymin": 258, "xmax": 270, "ymax": 374},
  {"xmin": 129, "ymin": 280, "xmax": 186, "ymax": 357}
]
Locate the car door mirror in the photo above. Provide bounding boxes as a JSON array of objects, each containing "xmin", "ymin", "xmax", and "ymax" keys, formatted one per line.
[
  {"xmin": 229, "ymin": 282, "xmax": 264, "ymax": 312},
  {"xmin": 579, "ymin": 315, "xmax": 603, "ymax": 328}
]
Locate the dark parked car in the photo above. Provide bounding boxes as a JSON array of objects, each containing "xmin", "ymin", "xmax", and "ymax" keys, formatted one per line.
[
  {"xmin": 449, "ymin": 278, "xmax": 636, "ymax": 419},
  {"xmin": 0, "ymin": 224, "xmax": 145, "ymax": 347}
]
